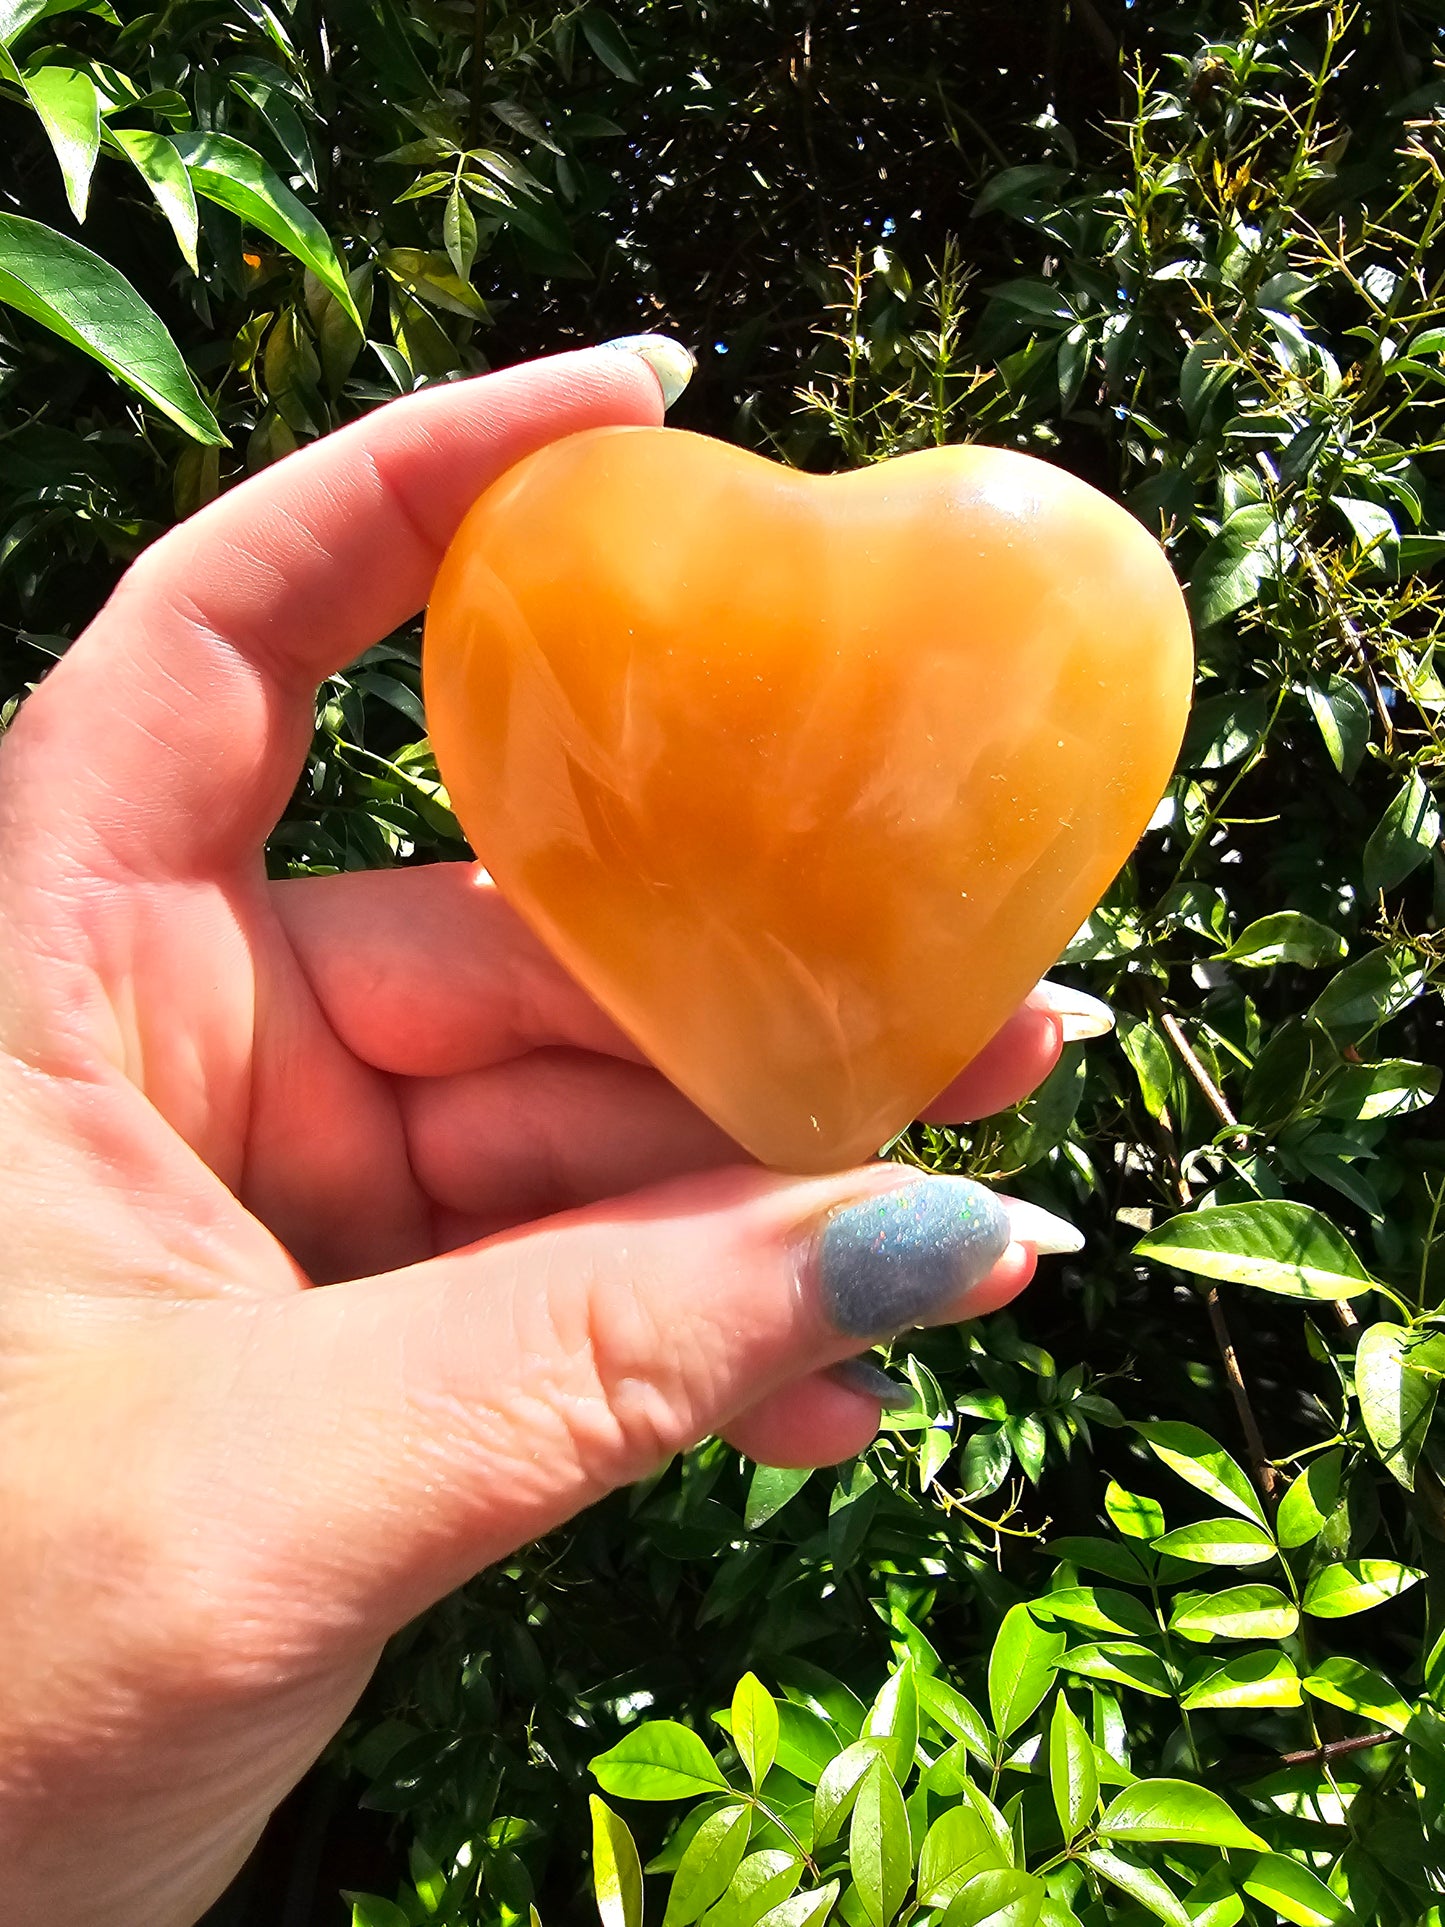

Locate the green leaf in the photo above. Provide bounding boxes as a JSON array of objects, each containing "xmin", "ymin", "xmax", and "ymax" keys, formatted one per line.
[
  {"xmin": 1301, "ymin": 1559, "xmax": 1423, "ymax": 1618},
  {"xmin": 1322, "ymin": 1058, "xmax": 1440, "ymax": 1121},
  {"xmin": 579, "ymin": 7, "xmax": 639, "ymax": 80},
  {"xmin": 592, "ymin": 1797, "xmax": 644, "ymax": 1927},
  {"xmin": 1117, "ymin": 1013, "xmax": 1176, "ymax": 1124},
  {"xmin": 1048, "ymin": 1693, "xmax": 1097, "ymax": 1841},
  {"xmin": 1181, "ymin": 1650, "xmax": 1302, "ymax": 1710},
  {"xmin": 1182, "ymin": 689, "xmax": 1272, "ymax": 771},
  {"xmin": 1302, "ymin": 1657, "xmax": 1412, "ymax": 1735},
  {"xmin": 664, "ymin": 1804, "xmax": 751, "ymax": 1927},
  {"xmin": 704, "ymin": 1852, "xmax": 800, "ymax": 1927},
  {"xmin": 958, "ymin": 1425, "xmax": 1013, "ymax": 1499},
  {"xmin": 380, "ymin": 244, "xmax": 487, "ymax": 319},
  {"xmin": 1136, "ymin": 1202, "xmax": 1376, "ymax": 1301},
  {"xmin": 941, "ymin": 1870, "xmax": 1044, "ymax": 1927},
  {"xmin": 346, "ymin": 1900, "xmax": 413, "ymax": 1927},
  {"xmin": 1032, "ymin": 1588, "xmax": 1158, "ymax": 1640},
  {"xmin": 863, "ymin": 1660, "xmax": 918, "ymax": 1778},
  {"xmin": 917, "ymin": 1808, "xmax": 1008, "ymax": 1908},
  {"xmin": 1304, "ymin": 677, "xmax": 1370, "ymax": 780},
  {"xmin": 849, "ymin": 1758, "xmax": 910, "ymax": 1927},
  {"xmin": 18, "ymin": 61, "xmax": 100, "ymax": 221},
  {"xmin": 1169, "ymin": 1584, "xmax": 1298, "ymax": 1641},
  {"xmin": 733, "ymin": 1675, "xmax": 779, "ymax": 1792},
  {"xmin": 409, "ymin": 1837, "xmax": 447, "ymax": 1913},
  {"xmin": 1079, "ymin": 1850, "xmax": 1190, "ymax": 1927},
  {"xmin": 649, "ymin": 1800, "xmax": 736, "ymax": 1874},
  {"xmin": 1190, "ymin": 504, "xmax": 1282, "ymax": 628},
  {"xmin": 813, "ymin": 1741, "xmax": 888, "ymax": 1849},
  {"xmin": 229, "ymin": 67, "xmax": 317, "ymax": 188},
  {"xmin": 591, "ymin": 1723, "xmax": 730, "ymax": 1800},
  {"xmin": 1103, "ymin": 1482, "xmax": 1165, "ymax": 1541},
  {"xmin": 109, "ymin": 128, "xmax": 200, "ymax": 274},
  {"xmin": 0, "ymin": 212, "xmax": 221, "ymax": 441},
  {"xmin": 1276, "ymin": 1451, "xmax": 1344, "ymax": 1548},
  {"xmin": 988, "ymin": 1604, "xmax": 1065, "ymax": 1739},
  {"xmin": 1335, "ymin": 496, "xmax": 1396, "ymax": 555},
  {"xmin": 1097, "ymin": 1780, "xmax": 1267, "ymax": 1850},
  {"xmin": 171, "ymin": 131, "xmax": 362, "ymax": 329},
  {"xmin": 1151, "ymin": 1519, "xmax": 1277, "ymax": 1566},
  {"xmin": 916, "ymin": 1676, "xmax": 992, "ymax": 1762},
  {"xmin": 1047, "ymin": 1535, "xmax": 1152, "ymax": 1582},
  {"xmin": 1135, "ymin": 1422, "xmax": 1266, "ymax": 1525},
  {"xmin": 1310, "ymin": 948, "xmax": 1426, "ymax": 1045},
  {"xmin": 1059, "ymin": 1643, "xmax": 1173, "ymax": 1698},
  {"xmin": 1363, "ymin": 772, "xmax": 1441, "ymax": 896},
  {"xmin": 1355, "ymin": 1322, "xmax": 1440, "ymax": 1489},
  {"xmin": 744, "ymin": 1463, "xmax": 812, "ymax": 1530},
  {"xmin": 444, "ymin": 178, "xmax": 479, "ymax": 280},
  {"xmin": 772, "ymin": 1701, "xmax": 840, "ymax": 1787},
  {"xmin": 754, "ymin": 1884, "xmax": 840, "ymax": 1927},
  {"xmin": 1242, "ymin": 1855, "xmax": 1351, "ymax": 1926},
  {"xmin": 1219, "ymin": 912, "xmax": 1347, "ymax": 969},
  {"xmin": 1181, "ymin": 1863, "xmax": 1244, "ymax": 1927}
]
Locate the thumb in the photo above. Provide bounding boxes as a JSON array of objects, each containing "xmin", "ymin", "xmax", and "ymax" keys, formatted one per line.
[{"xmin": 201, "ymin": 1163, "xmax": 1068, "ymax": 1653}]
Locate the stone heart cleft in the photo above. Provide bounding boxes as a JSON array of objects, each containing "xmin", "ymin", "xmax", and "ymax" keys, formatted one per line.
[{"xmin": 423, "ymin": 426, "xmax": 1193, "ymax": 1172}]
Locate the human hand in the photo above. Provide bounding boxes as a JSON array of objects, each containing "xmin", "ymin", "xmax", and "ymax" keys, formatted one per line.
[{"xmin": 0, "ymin": 343, "xmax": 1089, "ymax": 1922}]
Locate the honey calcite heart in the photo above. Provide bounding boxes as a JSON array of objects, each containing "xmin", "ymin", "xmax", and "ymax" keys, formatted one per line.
[{"xmin": 423, "ymin": 427, "xmax": 1193, "ymax": 1172}]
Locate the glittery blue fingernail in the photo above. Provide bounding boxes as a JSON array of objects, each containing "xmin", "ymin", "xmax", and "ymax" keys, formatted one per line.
[
  {"xmin": 814, "ymin": 1180, "xmax": 1012, "ymax": 1339},
  {"xmin": 827, "ymin": 1359, "xmax": 915, "ymax": 1411}
]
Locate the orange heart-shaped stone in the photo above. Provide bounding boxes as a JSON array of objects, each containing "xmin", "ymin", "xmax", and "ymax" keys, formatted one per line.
[{"xmin": 423, "ymin": 427, "xmax": 1192, "ymax": 1172}]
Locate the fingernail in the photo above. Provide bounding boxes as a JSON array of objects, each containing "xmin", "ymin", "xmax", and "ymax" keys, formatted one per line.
[
  {"xmin": 812, "ymin": 1178, "xmax": 1011, "ymax": 1339},
  {"xmin": 600, "ymin": 333, "xmax": 696, "ymax": 409},
  {"xmin": 827, "ymin": 1359, "xmax": 915, "ymax": 1411},
  {"xmin": 1031, "ymin": 979, "xmax": 1115, "ymax": 1043},
  {"xmin": 1002, "ymin": 1196, "xmax": 1086, "ymax": 1255}
]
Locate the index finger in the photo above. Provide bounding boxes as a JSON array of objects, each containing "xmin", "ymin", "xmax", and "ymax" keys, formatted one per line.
[{"xmin": 4, "ymin": 346, "xmax": 669, "ymax": 876}]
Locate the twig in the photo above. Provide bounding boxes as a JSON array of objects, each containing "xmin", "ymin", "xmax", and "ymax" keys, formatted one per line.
[
  {"xmin": 467, "ymin": 0, "xmax": 487, "ymax": 147},
  {"xmin": 1158, "ymin": 1005, "xmax": 1360, "ymax": 1339},
  {"xmin": 1205, "ymin": 1288, "xmax": 1280, "ymax": 1500},
  {"xmin": 1155, "ymin": 1010, "xmax": 1278, "ymax": 1499},
  {"xmin": 1280, "ymin": 1732, "xmax": 1394, "ymax": 1766},
  {"xmin": 1158, "ymin": 1010, "xmax": 1248, "ymax": 1148}
]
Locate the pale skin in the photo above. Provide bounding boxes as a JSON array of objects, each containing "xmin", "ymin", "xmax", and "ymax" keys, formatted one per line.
[{"xmin": 0, "ymin": 349, "xmax": 1065, "ymax": 1920}]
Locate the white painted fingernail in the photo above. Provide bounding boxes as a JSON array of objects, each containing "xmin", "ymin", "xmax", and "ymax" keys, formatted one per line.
[
  {"xmin": 600, "ymin": 333, "xmax": 696, "ymax": 409},
  {"xmin": 1031, "ymin": 979, "xmax": 1115, "ymax": 1042},
  {"xmin": 1003, "ymin": 1197, "xmax": 1086, "ymax": 1256}
]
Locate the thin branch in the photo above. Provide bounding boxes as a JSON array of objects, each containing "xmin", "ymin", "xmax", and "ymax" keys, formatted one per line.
[
  {"xmin": 1280, "ymin": 1732, "xmax": 1395, "ymax": 1766},
  {"xmin": 467, "ymin": 0, "xmax": 487, "ymax": 147},
  {"xmin": 1157, "ymin": 1009, "xmax": 1360, "ymax": 1338},
  {"xmin": 1154, "ymin": 1010, "xmax": 1278, "ymax": 1499},
  {"xmin": 1206, "ymin": 1287, "xmax": 1280, "ymax": 1501},
  {"xmin": 1159, "ymin": 1010, "xmax": 1248, "ymax": 1149}
]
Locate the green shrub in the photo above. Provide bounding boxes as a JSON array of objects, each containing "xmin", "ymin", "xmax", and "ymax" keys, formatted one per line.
[
  {"xmin": 2, "ymin": 1, "xmax": 1442, "ymax": 1922},
  {"xmin": 587, "ymin": 1420, "xmax": 1433, "ymax": 1927}
]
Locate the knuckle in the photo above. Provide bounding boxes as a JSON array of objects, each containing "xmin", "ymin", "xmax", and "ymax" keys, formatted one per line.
[{"xmin": 564, "ymin": 1249, "xmax": 717, "ymax": 1488}]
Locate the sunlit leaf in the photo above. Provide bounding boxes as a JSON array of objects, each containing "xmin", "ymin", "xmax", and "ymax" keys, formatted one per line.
[
  {"xmin": 1136, "ymin": 1202, "xmax": 1376, "ymax": 1300},
  {"xmin": 173, "ymin": 130, "xmax": 362, "ymax": 328},
  {"xmin": 591, "ymin": 1723, "xmax": 730, "ymax": 1800},
  {"xmin": 1301, "ymin": 1559, "xmax": 1423, "ymax": 1618},
  {"xmin": 1097, "ymin": 1780, "xmax": 1267, "ymax": 1850},
  {"xmin": 0, "ymin": 212, "xmax": 221, "ymax": 440},
  {"xmin": 591, "ymin": 1798, "xmax": 644, "ymax": 1927}
]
